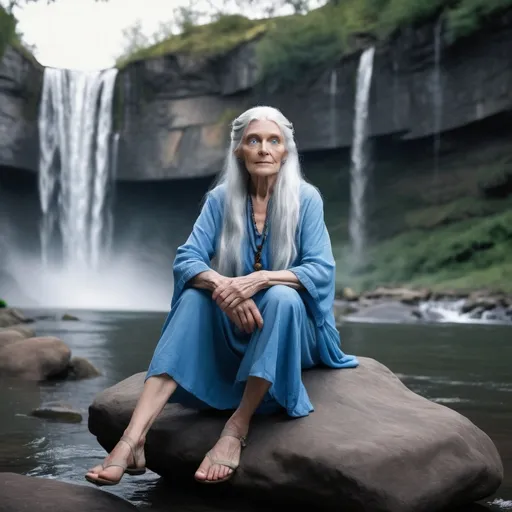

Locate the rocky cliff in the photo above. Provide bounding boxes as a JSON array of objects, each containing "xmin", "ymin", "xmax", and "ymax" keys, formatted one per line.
[
  {"xmin": 1, "ymin": 11, "xmax": 512, "ymax": 181},
  {"xmin": 115, "ymin": 10, "xmax": 512, "ymax": 181},
  {"xmin": 0, "ymin": 45, "xmax": 42, "ymax": 173}
]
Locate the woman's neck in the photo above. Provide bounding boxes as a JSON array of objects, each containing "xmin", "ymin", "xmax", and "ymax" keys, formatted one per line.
[{"xmin": 249, "ymin": 175, "xmax": 277, "ymax": 200}]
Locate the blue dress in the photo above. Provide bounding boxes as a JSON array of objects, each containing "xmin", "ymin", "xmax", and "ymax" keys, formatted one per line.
[{"xmin": 145, "ymin": 182, "xmax": 359, "ymax": 418}]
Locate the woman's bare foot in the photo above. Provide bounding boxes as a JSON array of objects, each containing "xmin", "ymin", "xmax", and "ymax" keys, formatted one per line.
[
  {"xmin": 85, "ymin": 435, "xmax": 145, "ymax": 485},
  {"xmin": 194, "ymin": 420, "xmax": 248, "ymax": 483}
]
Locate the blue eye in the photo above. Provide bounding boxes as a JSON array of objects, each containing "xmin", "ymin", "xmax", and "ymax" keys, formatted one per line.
[
  {"xmin": 249, "ymin": 138, "xmax": 257, "ymax": 144},
  {"xmin": 271, "ymin": 138, "xmax": 279, "ymax": 144}
]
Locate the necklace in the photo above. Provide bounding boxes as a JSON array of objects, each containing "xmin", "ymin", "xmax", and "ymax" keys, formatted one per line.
[{"xmin": 248, "ymin": 195, "xmax": 270, "ymax": 271}]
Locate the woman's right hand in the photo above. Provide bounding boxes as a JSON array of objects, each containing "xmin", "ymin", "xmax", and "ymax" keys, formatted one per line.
[{"xmin": 225, "ymin": 298, "xmax": 264, "ymax": 334}]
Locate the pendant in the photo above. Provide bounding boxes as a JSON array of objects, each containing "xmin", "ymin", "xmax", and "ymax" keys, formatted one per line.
[{"xmin": 253, "ymin": 262, "xmax": 263, "ymax": 271}]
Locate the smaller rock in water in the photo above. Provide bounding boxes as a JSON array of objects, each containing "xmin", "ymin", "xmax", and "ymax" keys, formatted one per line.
[
  {"xmin": 62, "ymin": 313, "xmax": 79, "ymax": 321},
  {"xmin": 0, "ymin": 473, "xmax": 138, "ymax": 512},
  {"xmin": 341, "ymin": 287, "xmax": 359, "ymax": 301},
  {"xmin": 31, "ymin": 402, "xmax": 83, "ymax": 423},
  {"xmin": 67, "ymin": 357, "xmax": 101, "ymax": 380}
]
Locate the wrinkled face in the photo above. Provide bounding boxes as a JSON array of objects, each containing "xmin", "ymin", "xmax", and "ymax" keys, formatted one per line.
[{"xmin": 236, "ymin": 119, "xmax": 288, "ymax": 178}]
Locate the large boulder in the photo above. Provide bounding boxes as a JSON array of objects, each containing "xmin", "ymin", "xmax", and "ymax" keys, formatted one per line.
[
  {"xmin": 0, "ymin": 473, "xmax": 138, "ymax": 512},
  {"xmin": 0, "ymin": 336, "xmax": 71, "ymax": 380},
  {"xmin": 88, "ymin": 357, "xmax": 503, "ymax": 512}
]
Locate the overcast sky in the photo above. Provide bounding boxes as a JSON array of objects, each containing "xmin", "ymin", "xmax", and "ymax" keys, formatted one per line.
[
  {"xmin": 9, "ymin": 0, "xmax": 193, "ymax": 69},
  {"xmin": 6, "ymin": 0, "xmax": 318, "ymax": 70}
]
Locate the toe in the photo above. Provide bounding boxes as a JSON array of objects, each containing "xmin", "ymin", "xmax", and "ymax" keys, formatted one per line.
[
  {"xmin": 209, "ymin": 464, "xmax": 219, "ymax": 481},
  {"xmin": 194, "ymin": 457, "xmax": 211, "ymax": 481},
  {"xmin": 86, "ymin": 464, "xmax": 103, "ymax": 475}
]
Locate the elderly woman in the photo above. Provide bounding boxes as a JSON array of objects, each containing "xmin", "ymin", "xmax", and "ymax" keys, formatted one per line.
[{"xmin": 85, "ymin": 106, "xmax": 358, "ymax": 487}]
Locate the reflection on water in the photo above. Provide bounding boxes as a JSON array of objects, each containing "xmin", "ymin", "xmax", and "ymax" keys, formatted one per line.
[{"xmin": 1, "ymin": 310, "xmax": 511, "ymax": 511}]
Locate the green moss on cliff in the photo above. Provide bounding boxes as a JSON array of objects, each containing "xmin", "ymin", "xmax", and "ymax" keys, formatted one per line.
[
  {"xmin": 116, "ymin": 0, "xmax": 512, "ymax": 89},
  {"xmin": 0, "ymin": 5, "xmax": 16, "ymax": 61},
  {"xmin": 0, "ymin": 5, "xmax": 39, "ymax": 65},
  {"xmin": 116, "ymin": 14, "xmax": 269, "ymax": 68}
]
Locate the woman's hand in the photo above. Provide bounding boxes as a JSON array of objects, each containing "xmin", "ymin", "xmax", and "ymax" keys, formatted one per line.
[
  {"xmin": 212, "ymin": 274, "xmax": 267, "ymax": 310},
  {"xmin": 224, "ymin": 298, "xmax": 264, "ymax": 334}
]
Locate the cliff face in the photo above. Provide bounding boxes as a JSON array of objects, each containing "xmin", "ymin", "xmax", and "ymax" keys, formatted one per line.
[
  {"xmin": 0, "ymin": 46, "xmax": 42, "ymax": 173},
  {"xmin": 1, "ymin": 12, "xmax": 512, "ymax": 180},
  {"xmin": 116, "ymin": 11, "xmax": 512, "ymax": 181}
]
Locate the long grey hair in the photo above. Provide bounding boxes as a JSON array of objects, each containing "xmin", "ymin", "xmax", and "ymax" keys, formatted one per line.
[{"xmin": 213, "ymin": 106, "xmax": 304, "ymax": 277}]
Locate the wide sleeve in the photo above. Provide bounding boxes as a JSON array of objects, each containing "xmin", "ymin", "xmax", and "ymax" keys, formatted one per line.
[
  {"xmin": 288, "ymin": 187, "xmax": 336, "ymax": 327},
  {"xmin": 171, "ymin": 192, "xmax": 220, "ymax": 306}
]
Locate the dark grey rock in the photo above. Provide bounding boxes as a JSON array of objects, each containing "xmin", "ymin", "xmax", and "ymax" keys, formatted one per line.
[
  {"xmin": 343, "ymin": 301, "xmax": 419, "ymax": 323},
  {"xmin": 68, "ymin": 356, "xmax": 101, "ymax": 380},
  {"xmin": 31, "ymin": 402, "xmax": 83, "ymax": 423},
  {"xmin": 88, "ymin": 358, "xmax": 503, "ymax": 511},
  {"xmin": 0, "ymin": 472, "xmax": 138, "ymax": 512},
  {"xmin": 62, "ymin": 313, "xmax": 79, "ymax": 321},
  {"xmin": 0, "ymin": 45, "xmax": 43, "ymax": 173},
  {"xmin": 114, "ymin": 12, "xmax": 512, "ymax": 180}
]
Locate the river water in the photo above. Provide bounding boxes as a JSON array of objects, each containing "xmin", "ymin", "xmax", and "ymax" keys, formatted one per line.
[{"xmin": 0, "ymin": 309, "xmax": 511, "ymax": 511}]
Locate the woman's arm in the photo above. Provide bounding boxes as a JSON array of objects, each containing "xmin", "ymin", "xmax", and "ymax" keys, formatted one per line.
[{"xmin": 190, "ymin": 269, "xmax": 226, "ymax": 292}]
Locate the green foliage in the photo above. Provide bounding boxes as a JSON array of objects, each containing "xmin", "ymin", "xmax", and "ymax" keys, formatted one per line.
[
  {"xmin": 117, "ymin": 15, "xmax": 269, "ymax": 67},
  {"xmin": 446, "ymin": 0, "xmax": 512, "ymax": 41},
  {"xmin": 0, "ymin": 299, "xmax": 7, "ymax": 309},
  {"xmin": 0, "ymin": 5, "xmax": 17, "ymax": 61},
  {"xmin": 338, "ymin": 210, "xmax": 512, "ymax": 293},
  {"xmin": 255, "ymin": 9, "xmax": 345, "ymax": 90},
  {"xmin": 404, "ymin": 197, "xmax": 512, "ymax": 229}
]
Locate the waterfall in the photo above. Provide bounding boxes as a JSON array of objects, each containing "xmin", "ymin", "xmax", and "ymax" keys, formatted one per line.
[
  {"xmin": 432, "ymin": 17, "xmax": 444, "ymax": 177},
  {"xmin": 349, "ymin": 46, "xmax": 375, "ymax": 268},
  {"xmin": 38, "ymin": 67, "xmax": 119, "ymax": 271},
  {"xmin": 329, "ymin": 69, "xmax": 338, "ymax": 147}
]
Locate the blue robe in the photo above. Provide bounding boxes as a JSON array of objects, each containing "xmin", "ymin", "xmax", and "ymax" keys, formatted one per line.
[{"xmin": 146, "ymin": 182, "xmax": 359, "ymax": 418}]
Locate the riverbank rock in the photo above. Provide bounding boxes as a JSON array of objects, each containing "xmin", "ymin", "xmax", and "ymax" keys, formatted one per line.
[
  {"xmin": 0, "ymin": 472, "xmax": 138, "ymax": 512},
  {"xmin": 1, "ymin": 324, "xmax": 36, "ymax": 337},
  {"xmin": 0, "ymin": 308, "xmax": 32, "ymax": 328},
  {"xmin": 361, "ymin": 286, "xmax": 431, "ymax": 305},
  {"xmin": 343, "ymin": 301, "xmax": 421, "ymax": 323},
  {"xmin": 0, "ymin": 336, "xmax": 71, "ymax": 381},
  {"xmin": 88, "ymin": 358, "xmax": 503, "ymax": 512},
  {"xmin": 0, "ymin": 329, "xmax": 26, "ymax": 348}
]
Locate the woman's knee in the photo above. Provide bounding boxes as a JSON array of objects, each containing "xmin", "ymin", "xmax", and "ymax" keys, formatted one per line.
[
  {"xmin": 262, "ymin": 285, "xmax": 303, "ymax": 309},
  {"xmin": 179, "ymin": 287, "xmax": 212, "ymax": 307}
]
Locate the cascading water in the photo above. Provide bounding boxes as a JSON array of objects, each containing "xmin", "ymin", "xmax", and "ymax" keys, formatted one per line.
[
  {"xmin": 329, "ymin": 69, "xmax": 338, "ymax": 147},
  {"xmin": 433, "ymin": 17, "xmax": 444, "ymax": 177},
  {"xmin": 348, "ymin": 46, "xmax": 375, "ymax": 268},
  {"xmin": 38, "ymin": 67, "xmax": 118, "ymax": 271}
]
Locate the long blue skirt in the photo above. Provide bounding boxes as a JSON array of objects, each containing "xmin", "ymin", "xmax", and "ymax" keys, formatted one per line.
[{"xmin": 145, "ymin": 285, "xmax": 323, "ymax": 418}]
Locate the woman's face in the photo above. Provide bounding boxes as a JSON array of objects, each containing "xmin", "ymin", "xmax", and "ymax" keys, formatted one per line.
[{"xmin": 236, "ymin": 119, "xmax": 288, "ymax": 178}]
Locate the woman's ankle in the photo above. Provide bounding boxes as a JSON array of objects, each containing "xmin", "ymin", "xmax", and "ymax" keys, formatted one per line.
[{"xmin": 122, "ymin": 429, "xmax": 145, "ymax": 448}]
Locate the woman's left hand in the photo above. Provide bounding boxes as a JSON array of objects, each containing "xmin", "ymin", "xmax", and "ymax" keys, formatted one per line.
[{"xmin": 212, "ymin": 275, "xmax": 264, "ymax": 311}]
